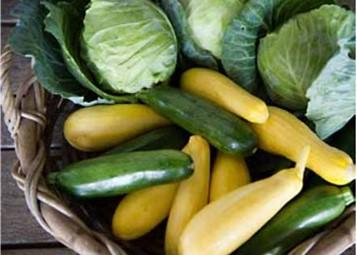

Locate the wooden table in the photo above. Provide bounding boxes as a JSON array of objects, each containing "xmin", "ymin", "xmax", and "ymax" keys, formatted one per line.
[{"xmin": 1, "ymin": 0, "xmax": 355, "ymax": 254}]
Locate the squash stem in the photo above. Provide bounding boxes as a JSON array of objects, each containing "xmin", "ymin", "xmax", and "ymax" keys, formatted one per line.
[{"xmin": 295, "ymin": 146, "xmax": 310, "ymax": 179}]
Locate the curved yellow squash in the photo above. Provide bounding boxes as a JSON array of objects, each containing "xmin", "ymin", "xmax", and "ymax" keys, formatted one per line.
[
  {"xmin": 165, "ymin": 136, "xmax": 210, "ymax": 255},
  {"xmin": 251, "ymin": 106, "xmax": 355, "ymax": 185},
  {"xmin": 210, "ymin": 152, "xmax": 251, "ymax": 202},
  {"xmin": 112, "ymin": 183, "xmax": 178, "ymax": 240},
  {"xmin": 64, "ymin": 104, "xmax": 170, "ymax": 151},
  {"xmin": 180, "ymin": 68, "xmax": 269, "ymax": 123},
  {"xmin": 179, "ymin": 147, "xmax": 310, "ymax": 255}
]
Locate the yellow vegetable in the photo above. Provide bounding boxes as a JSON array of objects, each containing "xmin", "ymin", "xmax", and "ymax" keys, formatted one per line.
[
  {"xmin": 64, "ymin": 104, "xmax": 170, "ymax": 151},
  {"xmin": 180, "ymin": 68, "xmax": 269, "ymax": 123},
  {"xmin": 210, "ymin": 152, "xmax": 250, "ymax": 202},
  {"xmin": 179, "ymin": 147, "xmax": 310, "ymax": 255},
  {"xmin": 165, "ymin": 136, "xmax": 210, "ymax": 255},
  {"xmin": 251, "ymin": 106, "xmax": 355, "ymax": 185},
  {"xmin": 112, "ymin": 183, "xmax": 178, "ymax": 240}
]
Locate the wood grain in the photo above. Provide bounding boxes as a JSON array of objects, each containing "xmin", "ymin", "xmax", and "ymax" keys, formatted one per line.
[
  {"xmin": 1, "ymin": 150, "xmax": 57, "ymax": 245},
  {"xmin": 2, "ymin": 248, "xmax": 76, "ymax": 255},
  {"xmin": 1, "ymin": 0, "xmax": 18, "ymax": 22}
]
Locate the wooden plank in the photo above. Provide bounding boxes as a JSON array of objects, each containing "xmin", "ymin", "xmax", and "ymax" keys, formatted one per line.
[
  {"xmin": 1, "ymin": 150, "xmax": 58, "ymax": 245},
  {"xmin": 2, "ymin": 248, "xmax": 76, "ymax": 255},
  {"xmin": 1, "ymin": 0, "xmax": 18, "ymax": 22}
]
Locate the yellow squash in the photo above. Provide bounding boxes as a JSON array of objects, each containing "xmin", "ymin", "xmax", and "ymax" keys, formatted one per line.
[
  {"xmin": 251, "ymin": 106, "xmax": 355, "ymax": 185},
  {"xmin": 64, "ymin": 104, "xmax": 170, "ymax": 151},
  {"xmin": 165, "ymin": 136, "xmax": 210, "ymax": 255},
  {"xmin": 180, "ymin": 68, "xmax": 269, "ymax": 123},
  {"xmin": 210, "ymin": 152, "xmax": 251, "ymax": 202},
  {"xmin": 179, "ymin": 147, "xmax": 310, "ymax": 255},
  {"xmin": 112, "ymin": 183, "xmax": 178, "ymax": 240}
]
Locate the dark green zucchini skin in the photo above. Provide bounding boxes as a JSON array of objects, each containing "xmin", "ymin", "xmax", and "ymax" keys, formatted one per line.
[
  {"xmin": 236, "ymin": 185, "xmax": 355, "ymax": 255},
  {"xmin": 49, "ymin": 149, "xmax": 193, "ymax": 199},
  {"xmin": 138, "ymin": 86, "xmax": 257, "ymax": 156},
  {"xmin": 104, "ymin": 126, "xmax": 189, "ymax": 155}
]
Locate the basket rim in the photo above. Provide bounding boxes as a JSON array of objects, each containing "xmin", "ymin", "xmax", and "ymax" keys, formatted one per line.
[{"xmin": 1, "ymin": 45, "xmax": 356, "ymax": 255}]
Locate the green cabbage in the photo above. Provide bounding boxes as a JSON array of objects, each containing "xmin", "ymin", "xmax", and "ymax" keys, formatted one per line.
[
  {"xmin": 160, "ymin": 0, "xmax": 218, "ymax": 69},
  {"xmin": 221, "ymin": 0, "xmax": 335, "ymax": 92},
  {"xmin": 258, "ymin": 5, "xmax": 355, "ymax": 110},
  {"xmin": 306, "ymin": 49, "xmax": 355, "ymax": 139},
  {"xmin": 81, "ymin": 0, "xmax": 177, "ymax": 94},
  {"xmin": 182, "ymin": 0, "xmax": 244, "ymax": 59}
]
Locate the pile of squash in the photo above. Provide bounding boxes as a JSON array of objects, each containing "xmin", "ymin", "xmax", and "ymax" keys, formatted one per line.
[{"xmin": 50, "ymin": 68, "xmax": 355, "ymax": 255}]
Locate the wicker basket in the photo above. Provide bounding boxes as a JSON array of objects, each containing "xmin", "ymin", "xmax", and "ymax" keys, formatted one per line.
[{"xmin": 1, "ymin": 45, "xmax": 355, "ymax": 255}]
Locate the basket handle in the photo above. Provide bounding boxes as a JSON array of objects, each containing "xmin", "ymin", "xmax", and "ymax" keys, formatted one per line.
[{"xmin": 0, "ymin": 45, "xmax": 127, "ymax": 255}]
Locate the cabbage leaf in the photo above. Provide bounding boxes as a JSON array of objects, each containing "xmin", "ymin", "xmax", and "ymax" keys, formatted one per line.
[
  {"xmin": 306, "ymin": 49, "xmax": 355, "ymax": 139},
  {"xmin": 222, "ymin": 0, "xmax": 276, "ymax": 92},
  {"xmin": 222, "ymin": 0, "xmax": 335, "ymax": 92},
  {"xmin": 160, "ymin": 0, "xmax": 218, "ymax": 69},
  {"xmin": 258, "ymin": 5, "xmax": 355, "ymax": 109},
  {"xmin": 80, "ymin": 0, "xmax": 177, "ymax": 94},
  {"xmin": 43, "ymin": 0, "xmax": 136, "ymax": 103},
  {"xmin": 8, "ymin": 0, "xmax": 100, "ymax": 104},
  {"xmin": 184, "ymin": 0, "xmax": 245, "ymax": 59}
]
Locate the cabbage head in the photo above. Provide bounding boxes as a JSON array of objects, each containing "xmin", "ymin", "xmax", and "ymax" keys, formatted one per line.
[
  {"xmin": 258, "ymin": 5, "xmax": 355, "ymax": 110},
  {"xmin": 182, "ymin": 0, "xmax": 244, "ymax": 59},
  {"xmin": 81, "ymin": 0, "xmax": 177, "ymax": 94}
]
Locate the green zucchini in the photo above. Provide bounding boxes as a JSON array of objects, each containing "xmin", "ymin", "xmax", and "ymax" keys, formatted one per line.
[
  {"xmin": 236, "ymin": 185, "xmax": 355, "ymax": 255},
  {"xmin": 48, "ymin": 149, "xmax": 193, "ymax": 199},
  {"xmin": 104, "ymin": 126, "xmax": 189, "ymax": 155},
  {"xmin": 137, "ymin": 86, "xmax": 257, "ymax": 156}
]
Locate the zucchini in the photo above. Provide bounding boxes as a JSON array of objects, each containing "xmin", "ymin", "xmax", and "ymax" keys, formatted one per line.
[
  {"xmin": 105, "ymin": 126, "xmax": 188, "ymax": 155},
  {"xmin": 48, "ymin": 150, "xmax": 193, "ymax": 199},
  {"xmin": 138, "ymin": 86, "xmax": 257, "ymax": 156},
  {"xmin": 236, "ymin": 185, "xmax": 355, "ymax": 255}
]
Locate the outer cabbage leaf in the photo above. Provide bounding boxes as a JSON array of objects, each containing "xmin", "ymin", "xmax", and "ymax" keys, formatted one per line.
[
  {"xmin": 306, "ymin": 50, "xmax": 355, "ymax": 139},
  {"xmin": 160, "ymin": 0, "xmax": 218, "ymax": 69},
  {"xmin": 8, "ymin": 0, "xmax": 95, "ymax": 103},
  {"xmin": 183, "ymin": 0, "xmax": 244, "ymax": 59},
  {"xmin": 272, "ymin": 0, "xmax": 335, "ymax": 27},
  {"xmin": 222, "ymin": 0, "xmax": 335, "ymax": 92},
  {"xmin": 43, "ymin": 0, "xmax": 136, "ymax": 102},
  {"xmin": 258, "ymin": 5, "xmax": 355, "ymax": 109},
  {"xmin": 222, "ymin": 0, "xmax": 276, "ymax": 92},
  {"xmin": 81, "ymin": 0, "xmax": 177, "ymax": 94}
]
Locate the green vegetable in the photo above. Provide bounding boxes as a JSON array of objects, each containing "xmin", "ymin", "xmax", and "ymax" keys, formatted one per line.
[
  {"xmin": 272, "ymin": 0, "xmax": 336, "ymax": 27},
  {"xmin": 221, "ymin": 0, "xmax": 335, "ymax": 92},
  {"xmin": 40, "ymin": 0, "xmax": 178, "ymax": 103},
  {"xmin": 181, "ymin": 0, "xmax": 245, "ymax": 59},
  {"xmin": 8, "ymin": 0, "xmax": 101, "ymax": 105},
  {"xmin": 222, "ymin": 0, "xmax": 275, "ymax": 92},
  {"xmin": 236, "ymin": 185, "xmax": 355, "ymax": 255},
  {"xmin": 43, "ymin": 0, "xmax": 135, "ymax": 103},
  {"xmin": 104, "ymin": 126, "xmax": 189, "ymax": 155},
  {"xmin": 49, "ymin": 150, "xmax": 193, "ymax": 198},
  {"xmin": 258, "ymin": 5, "xmax": 355, "ymax": 110},
  {"xmin": 80, "ymin": 0, "xmax": 177, "ymax": 94},
  {"xmin": 137, "ymin": 86, "xmax": 257, "ymax": 156},
  {"xmin": 160, "ymin": 0, "xmax": 218, "ymax": 69},
  {"xmin": 306, "ymin": 49, "xmax": 355, "ymax": 139}
]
